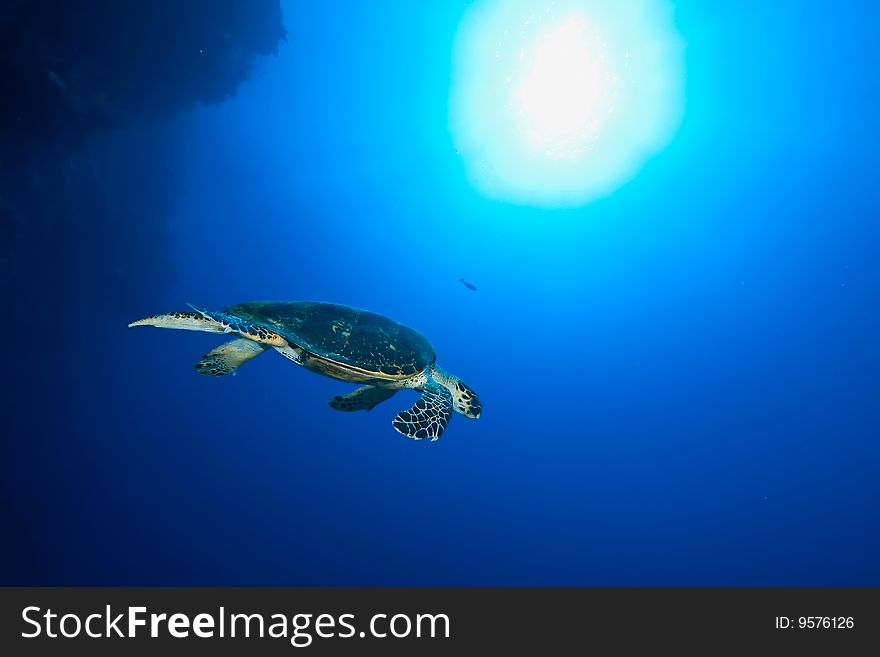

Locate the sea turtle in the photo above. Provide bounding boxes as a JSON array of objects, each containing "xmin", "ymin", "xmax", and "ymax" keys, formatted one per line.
[{"xmin": 128, "ymin": 301, "xmax": 481, "ymax": 440}]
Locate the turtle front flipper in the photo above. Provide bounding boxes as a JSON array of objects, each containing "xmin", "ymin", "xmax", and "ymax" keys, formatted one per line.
[
  {"xmin": 329, "ymin": 385, "xmax": 397, "ymax": 412},
  {"xmin": 391, "ymin": 381, "xmax": 453, "ymax": 441},
  {"xmin": 195, "ymin": 338, "xmax": 269, "ymax": 376}
]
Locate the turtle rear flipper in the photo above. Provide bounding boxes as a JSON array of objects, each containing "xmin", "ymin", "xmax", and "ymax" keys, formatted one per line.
[
  {"xmin": 189, "ymin": 305, "xmax": 287, "ymax": 347},
  {"xmin": 392, "ymin": 382, "xmax": 453, "ymax": 441},
  {"xmin": 128, "ymin": 311, "xmax": 227, "ymax": 333},
  {"xmin": 329, "ymin": 385, "xmax": 397, "ymax": 412},
  {"xmin": 195, "ymin": 338, "xmax": 268, "ymax": 377}
]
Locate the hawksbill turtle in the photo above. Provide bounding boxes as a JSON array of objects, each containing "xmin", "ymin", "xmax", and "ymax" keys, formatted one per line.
[{"xmin": 129, "ymin": 301, "xmax": 482, "ymax": 440}]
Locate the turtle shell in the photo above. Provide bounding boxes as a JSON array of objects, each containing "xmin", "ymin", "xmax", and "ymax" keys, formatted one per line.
[{"xmin": 224, "ymin": 301, "xmax": 435, "ymax": 379}]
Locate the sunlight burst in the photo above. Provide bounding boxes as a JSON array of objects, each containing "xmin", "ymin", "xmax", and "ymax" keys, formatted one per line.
[{"xmin": 450, "ymin": 0, "xmax": 685, "ymax": 208}]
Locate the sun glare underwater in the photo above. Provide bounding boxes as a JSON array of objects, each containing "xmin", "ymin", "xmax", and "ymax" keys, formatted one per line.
[{"xmin": 450, "ymin": 0, "xmax": 684, "ymax": 207}]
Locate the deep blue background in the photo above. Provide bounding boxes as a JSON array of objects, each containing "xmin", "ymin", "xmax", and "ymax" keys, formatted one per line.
[{"xmin": 3, "ymin": 0, "xmax": 879, "ymax": 584}]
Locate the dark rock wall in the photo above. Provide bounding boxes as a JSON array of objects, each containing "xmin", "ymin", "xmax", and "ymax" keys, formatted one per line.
[
  {"xmin": 1, "ymin": 0, "xmax": 286, "ymax": 322},
  {"xmin": 1, "ymin": 0, "xmax": 285, "ymax": 151}
]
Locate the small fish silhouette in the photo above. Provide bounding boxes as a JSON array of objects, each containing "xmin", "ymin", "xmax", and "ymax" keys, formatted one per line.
[{"xmin": 459, "ymin": 278, "xmax": 478, "ymax": 291}]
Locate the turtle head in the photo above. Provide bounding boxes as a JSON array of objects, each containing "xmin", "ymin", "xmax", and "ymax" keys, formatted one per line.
[
  {"xmin": 452, "ymin": 379, "xmax": 482, "ymax": 419},
  {"xmin": 431, "ymin": 365, "xmax": 482, "ymax": 419}
]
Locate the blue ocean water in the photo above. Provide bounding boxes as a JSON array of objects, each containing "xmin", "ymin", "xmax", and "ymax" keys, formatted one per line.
[{"xmin": 2, "ymin": 0, "xmax": 878, "ymax": 585}]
